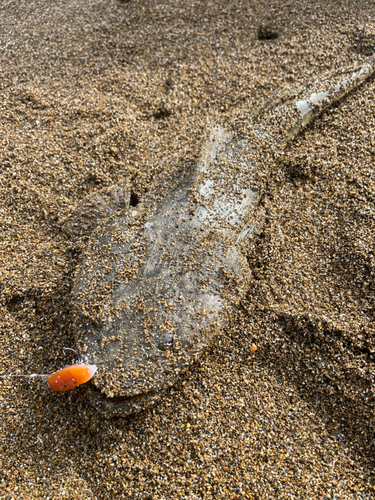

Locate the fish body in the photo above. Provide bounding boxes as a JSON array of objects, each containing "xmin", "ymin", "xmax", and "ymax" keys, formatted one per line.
[{"xmin": 70, "ymin": 54, "xmax": 374, "ymax": 415}]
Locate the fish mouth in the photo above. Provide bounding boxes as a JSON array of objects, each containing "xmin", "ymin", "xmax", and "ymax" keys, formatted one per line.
[{"xmin": 86, "ymin": 384, "xmax": 163, "ymax": 417}]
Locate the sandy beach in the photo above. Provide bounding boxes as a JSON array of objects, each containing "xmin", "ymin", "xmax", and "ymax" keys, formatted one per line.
[{"xmin": 0, "ymin": 0, "xmax": 374, "ymax": 498}]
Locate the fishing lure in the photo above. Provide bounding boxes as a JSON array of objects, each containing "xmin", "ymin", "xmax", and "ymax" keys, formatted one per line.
[
  {"xmin": 0, "ymin": 363, "xmax": 97, "ymax": 392},
  {"xmin": 47, "ymin": 364, "xmax": 97, "ymax": 391}
]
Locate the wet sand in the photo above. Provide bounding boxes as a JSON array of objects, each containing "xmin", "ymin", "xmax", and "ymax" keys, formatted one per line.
[{"xmin": 0, "ymin": 0, "xmax": 374, "ymax": 498}]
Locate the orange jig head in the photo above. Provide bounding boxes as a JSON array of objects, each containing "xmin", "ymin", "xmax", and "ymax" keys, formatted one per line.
[{"xmin": 47, "ymin": 364, "xmax": 97, "ymax": 392}]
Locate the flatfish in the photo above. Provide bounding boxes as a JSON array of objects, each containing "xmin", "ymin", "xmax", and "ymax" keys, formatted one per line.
[{"xmin": 70, "ymin": 53, "xmax": 374, "ymax": 415}]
